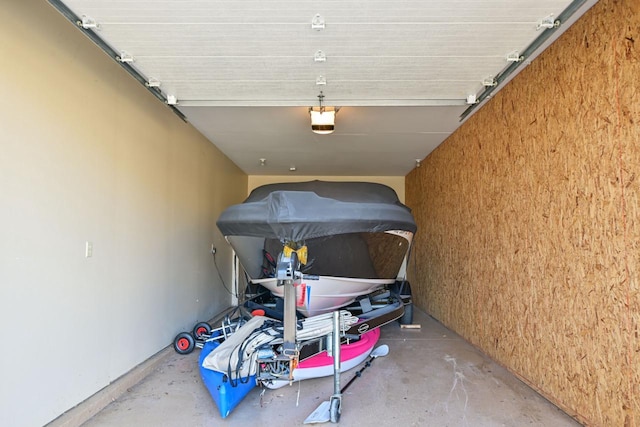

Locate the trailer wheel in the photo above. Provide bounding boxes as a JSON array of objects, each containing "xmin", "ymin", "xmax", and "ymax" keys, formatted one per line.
[
  {"xmin": 399, "ymin": 302, "xmax": 414, "ymax": 325},
  {"xmin": 173, "ymin": 332, "xmax": 195, "ymax": 354},
  {"xmin": 192, "ymin": 322, "xmax": 212, "ymax": 340},
  {"xmin": 330, "ymin": 398, "xmax": 341, "ymax": 423},
  {"xmin": 392, "ymin": 281, "xmax": 413, "ymax": 325}
]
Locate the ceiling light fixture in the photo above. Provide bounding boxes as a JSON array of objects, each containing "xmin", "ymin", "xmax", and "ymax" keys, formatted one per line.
[{"xmin": 309, "ymin": 91, "xmax": 337, "ymax": 135}]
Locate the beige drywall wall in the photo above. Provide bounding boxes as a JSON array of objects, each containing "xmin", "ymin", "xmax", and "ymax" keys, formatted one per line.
[
  {"xmin": 0, "ymin": 2, "xmax": 247, "ymax": 426},
  {"xmin": 406, "ymin": 0, "xmax": 639, "ymax": 425},
  {"xmin": 248, "ymin": 176, "xmax": 406, "ymax": 202}
]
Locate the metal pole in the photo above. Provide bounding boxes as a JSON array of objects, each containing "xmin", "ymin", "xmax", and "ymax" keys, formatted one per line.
[
  {"xmin": 332, "ymin": 310, "xmax": 341, "ymax": 395},
  {"xmin": 276, "ymin": 251, "xmax": 299, "ymax": 358}
]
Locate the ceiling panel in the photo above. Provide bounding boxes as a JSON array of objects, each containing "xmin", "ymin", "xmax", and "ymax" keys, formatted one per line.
[
  {"xmin": 179, "ymin": 105, "xmax": 469, "ymax": 175},
  {"xmin": 62, "ymin": 1, "xmax": 572, "ymax": 23},
  {"xmin": 133, "ymin": 57, "xmax": 509, "ymax": 81},
  {"xmin": 90, "ymin": 24, "xmax": 537, "ymax": 58},
  {"xmin": 52, "ymin": 0, "xmax": 598, "ymax": 175}
]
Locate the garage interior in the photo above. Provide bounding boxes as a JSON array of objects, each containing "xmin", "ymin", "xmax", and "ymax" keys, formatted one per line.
[{"xmin": 1, "ymin": 1, "xmax": 638, "ymax": 426}]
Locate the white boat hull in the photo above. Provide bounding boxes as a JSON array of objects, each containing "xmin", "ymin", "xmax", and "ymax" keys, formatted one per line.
[{"xmin": 253, "ymin": 276, "xmax": 393, "ymax": 317}]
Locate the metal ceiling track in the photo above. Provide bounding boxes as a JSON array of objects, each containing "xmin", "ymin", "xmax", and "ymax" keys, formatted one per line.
[
  {"xmin": 459, "ymin": 0, "xmax": 592, "ymax": 122},
  {"xmin": 47, "ymin": 0, "xmax": 187, "ymax": 122}
]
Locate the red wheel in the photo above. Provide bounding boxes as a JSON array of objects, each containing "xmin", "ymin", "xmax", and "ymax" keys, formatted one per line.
[
  {"xmin": 192, "ymin": 322, "xmax": 212, "ymax": 340},
  {"xmin": 173, "ymin": 332, "xmax": 195, "ymax": 354}
]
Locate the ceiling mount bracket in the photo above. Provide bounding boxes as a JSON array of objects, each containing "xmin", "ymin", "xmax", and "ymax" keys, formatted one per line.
[
  {"xmin": 314, "ymin": 50, "xmax": 327, "ymax": 62},
  {"xmin": 117, "ymin": 51, "xmax": 134, "ymax": 63},
  {"xmin": 506, "ymin": 51, "xmax": 524, "ymax": 62},
  {"xmin": 316, "ymin": 76, "xmax": 327, "ymax": 85},
  {"xmin": 537, "ymin": 15, "xmax": 560, "ymax": 30},
  {"xmin": 311, "ymin": 14, "xmax": 325, "ymax": 30},
  {"xmin": 482, "ymin": 77, "xmax": 497, "ymax": 87},
  {"xmin": 146, "ymin": 78, "xmax": 161, "ymax": 88},
  {"xmin": 78, "ymin": 15, "xmax": 98, "ymax": 29}
]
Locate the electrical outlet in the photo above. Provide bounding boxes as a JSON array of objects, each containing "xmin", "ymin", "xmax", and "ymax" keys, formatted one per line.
[{"xmin": 85, "ymin": 241, "xmax": 93, "ymax": 258}]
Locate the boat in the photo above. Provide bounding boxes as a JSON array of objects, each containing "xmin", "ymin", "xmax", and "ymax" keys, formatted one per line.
[
  {"xmin": 206, "ymin": 181, "xmax": 414, "ymax": 418},
  {"xmin": 216, "ymin": 180, "xmax": 417, "ymax": 317},
  {"xmin": 198, "ymin": 312, "xmax": 379, "ymax": 418},
  {"xmin": 262, "ymin": 327, "xmax": 380, "ymax": 389},
  {"xmin": 199, "ymin": 339, "xmax": 256, "ymax": 419}
]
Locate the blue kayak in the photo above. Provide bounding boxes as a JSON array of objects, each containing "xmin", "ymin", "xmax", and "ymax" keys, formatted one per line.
[{"xmin": 198, "ymin": 340, "xmax": 257, "ymax": 419}]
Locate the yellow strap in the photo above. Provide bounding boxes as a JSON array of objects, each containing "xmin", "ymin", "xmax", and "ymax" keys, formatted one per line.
[{"xmin": 283, "ymin": 245, "xmax": 308, "ymax": 265}]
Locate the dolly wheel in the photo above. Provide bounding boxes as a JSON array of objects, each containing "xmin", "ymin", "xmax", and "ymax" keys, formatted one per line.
[
  {"xmin": 192, "ymin": 322, "xmax": 212, "ymax": 340},
  {"xmin": 173, "ymin": 332, "xmax": 195, "ymax": 354},
  {"xmin": 330, "ymin": 398, "xmax": 341, "ymax": 423}
]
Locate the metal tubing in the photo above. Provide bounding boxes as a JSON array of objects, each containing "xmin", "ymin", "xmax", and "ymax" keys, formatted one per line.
[
  {"xmin": 283, "ymin": 274, "xmax": 297, "ymax": 352},
  {"xmin": 332, "ymin": 310, "xmax": 341, "ymax": 395}
]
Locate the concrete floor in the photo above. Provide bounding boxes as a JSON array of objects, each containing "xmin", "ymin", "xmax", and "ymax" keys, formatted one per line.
[{"xmin": 81, "ymin": 309, "xmax": 580, "ymax": 427}]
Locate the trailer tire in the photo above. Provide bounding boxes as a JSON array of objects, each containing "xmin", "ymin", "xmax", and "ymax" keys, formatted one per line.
[
  {"xmin": 392, "ymin": 281, "xmax": 413, "ymax": 325},
  {"xmin": 399, "ymin": 302, "xmax": 414, "ymax": 325}
]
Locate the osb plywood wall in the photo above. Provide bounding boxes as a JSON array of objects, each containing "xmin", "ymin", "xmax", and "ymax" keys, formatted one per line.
[{"xmin": 406, "ymin": 1, "xmax": 639, "ymax": 425}]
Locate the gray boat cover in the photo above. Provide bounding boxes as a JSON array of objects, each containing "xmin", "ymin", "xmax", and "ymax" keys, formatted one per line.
[{"xmin": 216, "ymin": 180, "xmax": 417, "ymax": 242}]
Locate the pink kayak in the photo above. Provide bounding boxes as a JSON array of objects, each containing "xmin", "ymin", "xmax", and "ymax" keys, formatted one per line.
[{"xmin": 264, "ymin": 327, "xmax": 381, "ymax": 389}]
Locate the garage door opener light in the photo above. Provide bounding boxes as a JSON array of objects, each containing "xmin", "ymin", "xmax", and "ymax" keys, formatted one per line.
[{"xmin": 309, "ymin": 91, "xmax": 337, "ymax": 135}]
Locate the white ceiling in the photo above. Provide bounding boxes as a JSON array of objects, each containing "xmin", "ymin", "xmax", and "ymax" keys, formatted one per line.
[{"xmin": 51, "ymin": 0, "xmax": 598, "ymax": 176}]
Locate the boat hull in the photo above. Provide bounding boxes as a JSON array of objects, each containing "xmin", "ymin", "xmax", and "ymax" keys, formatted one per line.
[
  {"xmin": 218, "ymin": 180, "xmax": 417, "ymax": 317},
  {"xmin": 230, "ymin": 229, "xmax": 413, "ymax": 317},
  {"xmin": 263, "ymin": 327, "xmax": 381, "ymax": 389},
  {"xmin": 254, "ymin": 276, "xmax": 392, "ymax": 317}
]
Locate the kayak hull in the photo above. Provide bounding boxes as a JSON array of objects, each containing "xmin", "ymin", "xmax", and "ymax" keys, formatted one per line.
[
  {"xmin": 264, "ymin": 327, "xmax": 381, "ymax": 389},
  {"xmin": 199, "ymin": 340, "xmax": 256, "ymax": 419}
]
